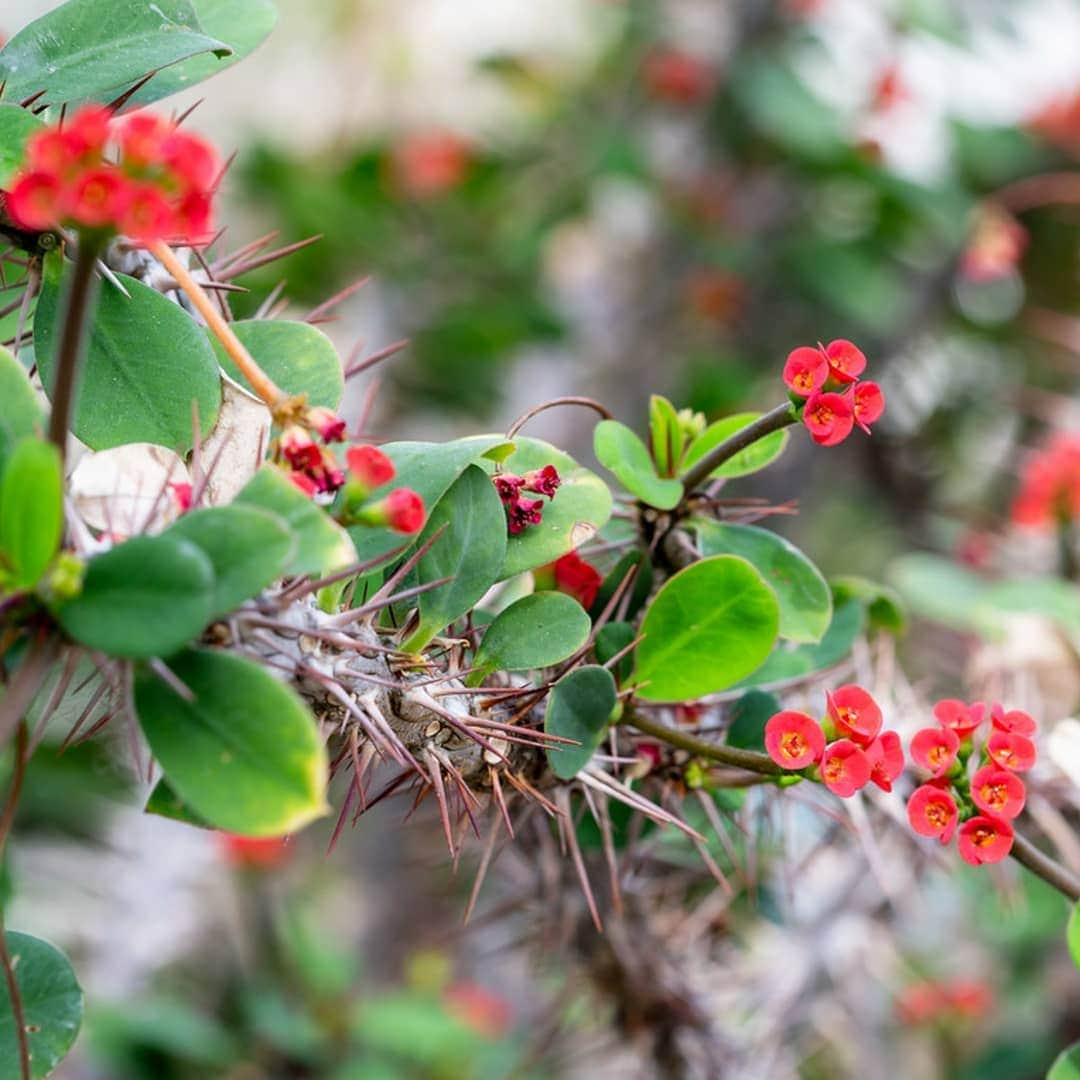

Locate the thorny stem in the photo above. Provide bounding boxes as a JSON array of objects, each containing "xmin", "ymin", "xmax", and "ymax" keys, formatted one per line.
[
  {"xmin": 47, "ymin": 234, "xmax": 103, "ymax": 465},
  {"xmin": 149, "ymin": 240, "xmax": 286, "ymax": 409},
  {"xmin": 626, "ymin": 710, "xmax": 783, "ymax": 776},
  {"xmin": 679, "ymin": 402, "xmax": 796, "ymax": 496}
]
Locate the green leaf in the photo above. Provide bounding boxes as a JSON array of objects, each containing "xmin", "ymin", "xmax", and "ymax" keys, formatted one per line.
[
  {"xmin": 1069, "ymin": 902, "xmax": 1080, "ymax": 971},
  {"xmin": 725, "ymin": 689, "xmax": 780, "ymax": 752},
  {"xmin": 90, "ymin": 997, "xmax": 239, "ymax": 1069},
  {"xmin": 0, "ymin": 346, "xmax": 43, "ymax": 475},
  {"xmin": 0, "ymin": 439, "xmax": 62, "ymax": 589},
  {"xmin": 0, "ymin": 105, "xmax": 42, "ymax": 188},
  {"xmin": 831, "ymin": 575, "xmax": 906, "ymax": 635},
  {"xmin": 36, "ymin": 252, "xmax": 221, "ymax": 452},
  {"xmin": 593, "ymin": 419, "xmax": 682, "ymax": 510},
  {"xmin": 649, "ymin": 395, "xmax": 682, "ymax": 477},
  {"xmin": 134, "ymin": 648, "xmax": 328, "ymax": 835},
  {"xmin": 403, "ymin": 465, "xmax": 506, "ymax": 652},
  {"xmin": 545, "ymin": 666, "xmax": 618, "ymax": 779},
  {"xmin": 126, "ymin": 0, "xmax": 277, "ymax": 107},
  {"xmin": 1049, "ymin": 1043, "xmax": 1080, "ymax": 1080},
  {"xmin": 473, "ymin": 592, "xmax": 591, "ymax": 680},
  {"xmin": 0, "ymin": 0, "xmax": 230, "ymax": 107},
  {"xmin": 682, "ymin": 412, "xmax": 789, "ymax": 480},
  {"xmin": 144, "ymin": 777, "xmax": 212, "ymax": 828},
  {"xmin": 594, "ymin": 621, "xmax": 635, "ymax": 683},
  {"xmin": 55, "ymin": 535, "xmax": 214, "ymax": 658},
  {"xmin": 633, "ymin": 555, "xmax": 779, "ymax": 702},
  {"xmin": 236, "ymin": 467, "xmax": 356, "ymax": 578},
  {"xmin": 696, "ymin": 521, "xmax": 831, "ymax": 643},
  {"xmin": 484, "ymin": 437, "xmax": 613, "ymax": 578},
  {"xmin": 164, "ymin": 505, "xmax": 294, "ymax": 617},
  {"xmin": 0, "ymin": 932, "xmax": 82, "ymax": 1079},
  {"xmin": 734, "ymin": 599, "xmax": 864, "ymax": 689},
  {"xmin": 211, "ymin": 320, "xmax": 343, "ymax": 410}
]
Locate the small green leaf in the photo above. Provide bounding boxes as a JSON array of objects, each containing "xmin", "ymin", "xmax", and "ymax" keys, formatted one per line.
[
  {"xmin": 649, "ymin": 395, "xmax": 683, "ymax": 477},
  {"xmin": 144, "ymin": 777, "xmax": 212, "ymax": 828},
  {"xmin": 473, "ymin": 592, "xmax": 591, "ymax": 679},
  {"xmin": 164, "ymin": 505, "xmax": 294, "ymax": 617},
  {"xmin": 831, "ymin": 575, "xmax": 906, "ymax": 635},
  {"xmin": 594, "ymin": 621, "xmax": 635, "ymax": 683},
  {"xmin": 0, "ymin": 932, "xmax": 82, "ymax": 1079},
  {"xmin": 545, "ymin": 666, "xmax": 618, "ymax": 779},
  {"xmin": 1069, "ymin": 902, "xmax": 1080, "ymax": 971},
  {"xmin": 725, "ymin": 689, "xmax": 781, "ymax": 752},
  {"xmin": 594, "ymin": 419, "xmax": 682, "ymax": 510},
  {"xmin": 0, "ymin": 0, "xmax": 230, "ymax": 107},
  {"xmin": 36, "ymin": 252, "xmax": 221, "ymax": 452},
  {"xmin": 134, "ymin": 648, "xmax": 328, "ymax": 835},
  {"xmin": 1049, "ymin": 1043, "xmax": 1080, "ymax": 1080},
  {"xmin": 0, "ymin": 439, "xmax": 62, "ymax": 589},
  {"xmin": 633, "ymin": 555, "xmax": 779, "ymax": 701},
  {"xmin": 403, "ymin": 465, "xmax": 506, "ymax": 652},
  {"xmin": 696, "ymin": 520, "xmax": 832, "ymax": 643},
  {"xmin": 211, "ymin": 320, "xmax": 343, "ymax": 410},
  {"xmin": 236, "ymin": 467, "xmax": 356, "ymax": 578},
  {"xmin": 55, "ymin": 535, "xmax": 214, "ymax": 658},
  {"xmin": 682, "ymin": 412, "xmax": 789, "ymax": 480},
  {"xmin": 0, "ymin": 346, "xmax": 43, "ymax": 475},
  {"xmin": 0, "ymin": 105, "xmax": 42, "ymax": 188}
]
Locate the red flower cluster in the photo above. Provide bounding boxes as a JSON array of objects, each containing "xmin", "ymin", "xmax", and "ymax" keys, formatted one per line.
[
  {"xmin": 1010, "ymin": 432, "xmax": 1080, "ymax": 529},
  {"xmin": 642, "ymin": 48, "xmax": 716, "ymax": 105},
  {"xmin": 4, "ymin": 106, "xmax": 216, "ymax": 242},
  {"xmin": 550, "ymin": 551, "xmax": 602, "ymax": 609},
  {"xmin": 493, "ymin": 466, "xmax": 561, "ymax": 535},
  {"xmin": 907, "ymin": 701, "xmax": 1037, "ymax": 866},
  {"xmin": 896, "ymin": 978, "xmax": 994, "ymax": 1025},
  {"xmin": 338, "ymin": 444, "xmax": 424, "ymax": 534},
  {"xmin": 764, "ymin": 685, "xmax": 903, "ymax": 797},
  {"xmin": 279, "ymin": 415, "xmax": 347, "ymax": 496},
  {"xmin": 782, "ymin": 340, "xmax": 884, "ymax": 446}
]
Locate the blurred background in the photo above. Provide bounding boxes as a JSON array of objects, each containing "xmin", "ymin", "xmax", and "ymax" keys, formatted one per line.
[{"xmin": 6, "ymin": 0, "xmax": 1080, "ymax": 1075}]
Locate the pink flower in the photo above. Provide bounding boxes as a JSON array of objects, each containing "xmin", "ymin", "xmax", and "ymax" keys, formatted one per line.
[
  {"xmin": 853, "ymin": 381, "xmax": 885, "ymax": 434},
  {"xmin": 933, "ymin": 698, "xmax": 985, "ymax": 739},
  {"xmin": 826, "ymin": 684, "xmax": 882, "ymax": 746},
  {"xmin": 957, "ymin": 815, "xmax": 1014, "ymax": 866},
  {"xmin": 522, "ymin": 465, "xmax": 561, "ymax": 499},
  {"xmin": 910, "ymin": 726, "xmax": 960, "ymax": 777},
  {"xmin": 907, "ymin": 784, "xmax": 958, "ymax": 844},
  {"xmin": 765, "ymin": 711, "xmax": 826, "ymax": 770},
  {"xmin": 970, "ymin": 765, "xmax": 1026, "ymax": 820},
  {"xmin": 802, "ymin": 392, "xmax": 854, "ymax": 447},
  {"xmin": 986, "ymin": 731, "xmax": 1036, "ymax": 773},
  {"xmin": 821, "ymin": 339, "xmax": 867, "ymax": 385},
  {"xmin": 820, "ymin": 739, "xmax": 871, "ymax": 797},
  {"xmin": 990, "ymin": 704, "xmax": 1037, "ymax": 737},
  {"xmin": 865, "ymin": 730, "xmax": 904, "ymax": 792},
  {"xmin": 783, "ymin": 346, "xmax": 829, "ymax": 397}
]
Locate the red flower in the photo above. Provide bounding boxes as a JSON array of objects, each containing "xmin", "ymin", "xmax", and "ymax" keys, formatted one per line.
[
  {"xmin": 280, "ymin": 426, "xmax": 322, "ymax": 470},
  {"xmin": 971, "ymin": 765, "xmax": 1025, "ymax": 819},
  {"xmin": 826, "ymin": 684, "xmax": 882, "ymax": 746},
  {"xmin": 346, "ymin": 445, "xmax": 395, "ymax": 489},
  {"xmin": 990, "ymin": 704, "xmax": 1037, "ymax": 737},
  {"xmin": 933, "ymin": 698, "xmax": 985, "ymax": 739},
  {"xmin": 907, "ymin": 784, "xmax": 958, "ymax": 843},
  {"xmin": 820, "ymin": 738, "xmax": 871, "ymax": 797},
  {"xmin": 865, "ymin": 730, "xmax": 904, "ymax": 791},
  {"xmin": 895, "ymin": 983, "xmax": 942, "ymax": 1025},
  {"xmin": 118, "ymin": 112, "xmax": 171, "ymax": 167},
  {"xmin": 944, "ymin": 980, "xmax": 994, "ymax": 1018},
  {"xmin": 957, "ymin": 815, "xmax": 1014, "ymax": 866},
  {"xmin": 642, "ymin": 49, "xmax": 714, "ymax": 105},
  {"xmin": 65, "ymin": 106, "xmax": 111, "ymax": 156},
  {"xmin": 443, "ymin": 982, "xmax": 512, "ymax": 1040},
  {"xmin": 5, "ymin": 170, "xmax": 64, "ymax": 230},
  {"xmin": 172, "ymin": 189, "xmax": 213, "ymax": 242},
  {"xmin": 783, "ymin": 346, "xmax": 829, "ymax": 398},
  {"xmin": 69, "ymin": 167, "xmax": 129, "ymax": 228},
  {"xmin": 392, "ymin": 132, "xmax": 470, "ymax": 198},
  {"xmin": 802, "ymin": 392, "xmax": 854, "ymax": 446},
  {"xmin": 765, "ymin": 711, "xmax": 826, "ymax": 769},
  {"xmin": 522, "ymin": 465, "xmax": 561, "ymax": 499},
  {"xmin": 306, "ymin": 406, "xmax": 346, "ymax": 443},
  {"xmin": 493, "ymin": 473, "xmax": 526, "ymax": 502},
  {"xmin": 25, "ymin": 128, "xmax": 85, "ymax": 177},
  {"xmin": 218, "ymin": 832, "xmax": 290, "ymax": 870},
  {"xmin": 552, "ymin": 551, "xmax": 602, "ymax": 609},
  {"xmin": 910, "ymin": 726, "xmax": 960, "ymax": 776},
  {"xmin": 383, "ymin": 487, "xmax": 425, "ymax": 534},
  {"xmin": 1011, "ymin": 434, "xmax": 1080, "ymax": 529},
  {"xmin": 821, "ymin": 339, "xmax": 867, "ymax": 385},
  {"xmin": 507, "ymin": 496, "xmax": 544, "ymax": 535},
  {"xmin": 853, "ymin": 381, "xmax": 884, "ymax": 434},
  {"xmin": 986, "ymin": 730, "xmax": 1036, "ymax": 773},
  {"xmin": 119, "ymin": 182, "xmax": 174, "ymax": 242},
  {"xmin": 161, "ymin": 129, "xmax": 219, "ymax": 191}
]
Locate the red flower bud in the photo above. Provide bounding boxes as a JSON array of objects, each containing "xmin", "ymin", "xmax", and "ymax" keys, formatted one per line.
[
  {"xmin": 782, "ymin": 346, "xmax": 829, "ymax": 397},
  {"xmin": 765, "ymin": 711, "xmax": 826, "ymax": 769},
  {"xmin": 853, "ymin": 380, "xmax": 884, "ymax": 433},
  {"xmin": 971, "ymin": 765, "xmax": 1025, "ymax": 819},
  {"xmin": 933, "ymin": 698, "xmax": 985, "ymax": 739},
  {"xmin": 957, "ymin": 814, "xmax": 1014, "ymax": 866},
  {"xmin": 346, "ymin": 444, "xmax": 396, "ymax": 489},
  {"xmin": 910, "ymin": 726, "xmax": 960, "ymax": 776},
  {"xmin": 986, "ymin": 730, "xmax": 1036, "ymax": 772},
  {"xmin": 826, "ymin": 684, "xmax": 882, "ymax": 746},
  {"xmin": 865, "ymin": 729, "xmax": 904, "ymax": 791},
  {"xmin": 552, "ymin": 551, "xmax": 602, "ymax": 609},
  {"xmin": 383, "ymin": 487, "xmax": 425, "ymax": 533},
  {"xmin": 907, "ymin": 784, "xmax": 958, "ymax": 844},
  {"xmin": 822, "ymin": 339, "xmax": 867, "ymax": 385},
  {"xmin": 306, "ymin": 407, "xmax": 347, "ymax": 443},
  {"xmin": 802, "ymin": 391, "xmax": 854, "ymax": 446},
  {"xmin": 820, "ymin": 738, "xmax": 871, "ymax": 797}
]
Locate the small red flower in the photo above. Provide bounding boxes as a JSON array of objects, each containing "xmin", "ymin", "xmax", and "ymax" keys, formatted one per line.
[
  {"xmin": 522, "ymin": 465, "xmax": 561, "ymax": 499},
  {"xmin": 392, "ymin": 131, "xmax": 470, "ymax": 198},
  {"xmin": 802, "ymin": 392, "xmax": 854, "ymax": 447},
  {"xmin": 944, "ymin": 980, "xmax": 994, "ymax": 1018},
  {"xmin": 383, "ymin": 487, "xmax": 425, "ymax": 534},
  {"xmin": 782, "ymin": 346, "xmax": 829, "ymax": 398},
  {"xmin": 172, "ymin": 189, "xmax": 214, "ymax": 242},
  {"xmin": 5, "ymin": 170, "xmax": 64, "ymax": 230},
  {"xmin": 642, "ymin": 48, "xmax": 714, "ymax": 105},
  {"xmin": 910, "ymin": 726, "xmax": 960, "ymax": 777},
  {"xmin": 1011, "ymin": 433, "xmax": 1080, "ymax": 529},
  {"xmin": 907, "ymin": 784, "xmax": 958, "ymax": 844},
  {"xmin": 25, "ymin": 128, "xmax": 86, "ymax": 177},
  {"xmin": 65, "ymin": 106, "xmax": 111, "ymax": 156},
  {"xmin": 971, "ymin": 765, "xmax": 1026, "ymax": 819},
  {"xmin": 853, "ymin": 381, "xmax": 884, "ymax": 434},
  {"xmin": 826, "ymin": 685, "xmax": 882, "ymax": 746},
  {"xmin": 280, "ymin": 426, "xmax": 323, "ymax": 470},
  {"xmin": 493, "ymin": 473, "xmax": 526, "ymax": 502},
  {"xmin": 552, "ymin": 551, "xmax": 603, "ymax": 609},
  {"xmin": 118, "ymin": 112, "xmax": 171, "ymax": 167},
  {"xmin": 168, "ymin": 481, "xmax": 193, "ymax": 513},
  {"xmin": 119, "ymin": 181, "xmax": 174, "ymax": 242},
  {"xmin": 957, "ymin": 815, "xmax": 1014, "ymax": 866},
  {"xmin": 820, "ymin": 738, "xmax": 871, "ymax": 797},
  {"xmin": 821, "ymin": 339, "xmax": 867, "ymax": 385},
  {"xmin": 990, "ymin": 704, "xmax": 1037, "ymax": 737},
  {"xmin": 986, "ymin": 730, "xmax": 1036, "ymax": 773},
  {"xmin": 69, "ymin": 167, "xmax": 129, "ymax": 228},
  {"xmin": 933, "ymin": 698, "xmax": 985, "ymax": 739},
  {"xmin": 346, "ymin": 444, "xmax": 395, "ymax": 489},
  {"xmin": 507, "ymin": 495, "xmax": 544, "ymax": 535},
  {"xmin": 161, "ymin": 129, "xmax": 219, "ymax": 191},
  {"xmin": 765, "ymin": 711, "xmax": 826, "ymax": 770},
  {"xmin": 218, "ymin": 832, "xmax": 290, "ymax": 870},
  {"xmin": 865, "ymin": 729, "xmax": 904, "ymax": 792},
  {"xmin": 306, "ymin": 406, "xmax": 346, "ymax": 443}
]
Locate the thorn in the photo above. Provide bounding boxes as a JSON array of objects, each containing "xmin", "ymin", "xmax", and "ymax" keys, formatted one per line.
[
  {"xmin": 18, "ymin": 89, "xmax": 48, "ymax": 109},
  {"xmin": 217, "ymin": 234, "xmax": 323, "ymax": 282},
  {"xmin": 556, "ymin": 788, "xmax": 603, "ymax": 933},
  {"xmin": 463, "ymin": 811, "xmax": 503, "ymax": 925},
  {"xmin": 253, "ymin": 279, "xmax": 287, "ymax": 319},
  {"xmin": 95, "ymin": 259, "xmax": 131, "ymax": 298},
  {"xmin": 423, "ymin": 748, "xmax": 456, "ymax": 856},
  {"xmin": 344, "ymin": 338, "xmax": 409, "ymax": 381},
  {"xmin": 304, "ymin": 275, "xmax": 370, "ymax": 323},
  {"xmin": 106, "ymin": 70, "xmax": 157, "ymax": 113}
]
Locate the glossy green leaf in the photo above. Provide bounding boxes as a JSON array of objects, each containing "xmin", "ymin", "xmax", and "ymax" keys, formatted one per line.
[
  {"xmin": 1069, "ymin": 902, "xmax": 1080, "ymax": 971},
  {"xmin": 734, "ymin": 599, "xmax": 864, "ymax": 689},
  {"xmin": 0, "ymin": 0, "xmax": 230, "ymax": 107},
  {"xmin": 831, "ymin": 575, "xmax": 906, "ymax": 635},
  {"xmin": 633, "ymin": 555, "xmax": 779, "ymax": 702},
  {"xmin": 649, "ymin": 395, "xmax": 682, "ymax": 477},
  {"xmin": 594, "ymin": 620, "xmax": 635, "ymax": 683},
  {"xmin": 403, "ymin": 465, "xmax": 506, "ymax": 652},
  {"xmin": 1049, "ymin": 1043, "xmax": 1080, "ymax": 1080},
  {"xmin": 484, "ymin": 437, "xmax": 613, "ymax": 578},
  {"xmin": 0, "ymin": 104, "xmax": 42, "ymax": 188},
  {"xmin": 36, "ymin": 252, "xmax": 221, "ymax": 452},
  {"xmin": 0, "ymin": 346, "xmax": 43, "ymax": 475},
  {"xmin": 164, "ymin": 505, "xmax": 294, "ymax": 617},
  {"xmin": 725, "ymin": 689, "xmax": 781, "ymax": 752},
  {"xmin": 211, "ymin": 320, "xmax": 343, "ymax": 410},
  {"xmin": 696, "ymin": 520, "xmax": 831, "ymax": 643},
  {"xmin": 0, "ymin": 439, "xmax": 62, "ymax": 589},
  {"xmin": 236, "ymin": 467, "xmax": 356, "ymax": 578},
  {"xmin": 594, "ymin": 419, "xmax": 682, "ymax": 510},
  {"xmin": 127, "ymin": 0, "xmax": 277, "ymax": 106},
  {"xmin": 144, "ymin": 777, "xmax": 212, "ymax": 828},
  {"xmin": 134, "ymin": 648, "xmax": 328, "ymax": 835},
  {"xmin": 55, "ymin": 535, "xmax": 214, "ymax": 658},
  {"xmin": 682, "ymin": 412, "xmax": 789, "ymax": 480},
  {"xmin": 472, "ymin": 592, "xmax": 591, "ymax": 680},
  {"xmin": 545, "ymin": 665, "xmax": 618, "ymax": 779},
  {"xmin": 0, "ymin": 932, "xmax": 82, "ymax": 1079}
]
